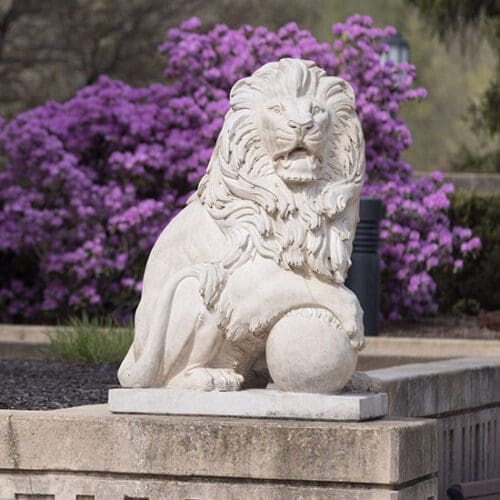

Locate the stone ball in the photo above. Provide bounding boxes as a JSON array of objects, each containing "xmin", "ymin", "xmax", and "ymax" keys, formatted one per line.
[{"xmin": 266, "ymin": 307, "xmax": 357, "ymax": 393}]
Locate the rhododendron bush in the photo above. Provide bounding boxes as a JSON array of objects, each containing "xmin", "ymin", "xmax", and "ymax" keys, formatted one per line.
[{"xmin": 0, "ymin": 15, "xmax": 479, "ymax": 322}]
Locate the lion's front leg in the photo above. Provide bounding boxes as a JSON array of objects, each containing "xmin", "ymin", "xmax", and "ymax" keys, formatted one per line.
[{"xmin": 330, "ymin": 284, "xmax": 365, "ymax": 351}]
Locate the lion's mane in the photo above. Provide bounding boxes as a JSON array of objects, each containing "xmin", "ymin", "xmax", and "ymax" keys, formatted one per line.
[{"xmin": 196, "ymin": 59, "xmax": 365, "ymax": 283}]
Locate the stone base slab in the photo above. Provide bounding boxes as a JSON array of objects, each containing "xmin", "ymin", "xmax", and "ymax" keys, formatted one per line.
[
  {"xmin": 0, "ymin": 472, "xmax": 438, "ymax": 500},
  {"xmin": 108, "ymin": 388, "xmax": 388, "ymax": 421}
]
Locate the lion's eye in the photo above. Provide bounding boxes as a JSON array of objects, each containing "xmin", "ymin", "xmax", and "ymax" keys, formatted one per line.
[
  {"xmin": 269, "ymin": 104, "xmax": 282, "ymax": 114},
  {"xmin": 312, "ymin": 105, "xmax": 323, "ymax": 115}
]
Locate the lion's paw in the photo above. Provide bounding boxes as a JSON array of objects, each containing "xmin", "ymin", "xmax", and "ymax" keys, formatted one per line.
[
  {"xmin": 344, "ymin": 371, "xmax": 380, "ymax": 393},
  {"xmin": 339, "ymin": 305, "xmax": 365, "ymax": 351},
  {"xmin": 209, "ymin": 368, "xmax": 245, "ymax": 391},
  {"xmin": 168, "ymin": 367, "xmax": 244, "ymax": 392}
]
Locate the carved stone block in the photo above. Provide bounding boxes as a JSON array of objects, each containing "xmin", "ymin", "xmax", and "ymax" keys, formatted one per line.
[{"xmin": 118, "ymin": 58, "xmax": 365, "ymax": 392}]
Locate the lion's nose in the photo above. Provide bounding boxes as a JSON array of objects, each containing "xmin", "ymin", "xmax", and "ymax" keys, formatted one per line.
[{"xmin": 288, "ymin": 119, "xmax": 313, "ymax": 135}]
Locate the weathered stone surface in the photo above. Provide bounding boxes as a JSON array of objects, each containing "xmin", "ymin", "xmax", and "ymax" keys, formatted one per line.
[
  {"xmin": 0, "ymin": 405, "xmax": 436, "ymax": 485},
  {"xmin": 358, "ymin": 355, "xmax": 500, "ymax": 499},
  {"xmin": 0, "ymin": 324, "xmax": 52, "ymax": 359},
  {"xmin": 367, "ymin": 356, "xmax": 500, "ymax": 417},
  {"xmin": 109, "ymin": 388, "xmax": 388, "ymax": 421},
  {"xmin": 436, "ymin": 407, "xmax": 499, "ymax": 497},
  {"xmin": 362, "ymin": 336, "xmax": 500, "ymax": 360},
  {"xmin": 0, "ymin": 324, "xmax": 53, "ymax": 344},
  {"xmin": 0, "ymin": 472, "xmax": 438, "ymax": 500}
]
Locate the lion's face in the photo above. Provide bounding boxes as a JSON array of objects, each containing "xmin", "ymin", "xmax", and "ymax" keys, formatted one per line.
[{"xmin": 257, "ymin": 95, "xmax": 331, "ymax": 184}]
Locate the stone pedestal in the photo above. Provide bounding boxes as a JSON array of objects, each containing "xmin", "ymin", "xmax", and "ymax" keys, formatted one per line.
[
  {"xmin": 109, "ymin": 388, "xmax": 388, "ymax": 421},
  {"xmin": 0, "ymin": 405, "xmax": 437, "ymax": 499}
]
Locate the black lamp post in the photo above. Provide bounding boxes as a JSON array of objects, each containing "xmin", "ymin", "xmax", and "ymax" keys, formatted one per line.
[
  {"xmin": 346, "ymin": 198, "xmax": 384, "ymax": 337},
  {"xmin": 385, "ymin": 33, "xmax": 410, "ymax": 65}
]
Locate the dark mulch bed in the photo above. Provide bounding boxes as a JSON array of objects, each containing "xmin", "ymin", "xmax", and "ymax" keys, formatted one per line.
[{"xmin": 0, "ymin": 360, "xmax": 119, "ymax": 410}]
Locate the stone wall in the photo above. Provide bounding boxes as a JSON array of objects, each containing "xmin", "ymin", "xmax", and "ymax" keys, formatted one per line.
[
  {"xmin": 438, "ymin": 407, "xmax": 498, "ymax": 494},
  {"xmin": 414, "ymin": 172, "xmax": 500, "ymax": 193},
  {"xmin": 0, "ymin": 405, "xmax": 437, "ymax": 500},
  {"xmin": 368, "ymin": 356, "xmax": 500, "ymax": 498}
]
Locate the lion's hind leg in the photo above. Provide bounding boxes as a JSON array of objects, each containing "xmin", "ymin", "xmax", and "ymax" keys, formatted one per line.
[
  {"xmin": 165, "ymin": 303, "xmax": 245, "ymax": 391},
  {"xmin": 162, "ymin": 270, "xmax": 245, "ymax": 392}
]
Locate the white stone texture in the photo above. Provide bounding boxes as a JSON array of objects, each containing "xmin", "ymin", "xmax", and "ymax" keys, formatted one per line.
[
  {"xmin": 367, "ymin": 356, "xmax": 500, "ymax": 417},
  {"xmin": 118, "ymin": 58, "xmax": 366, "ymax": 392},
  {"xmin": 0, "ymin": 473, "xmax": 438, "ymax": 500},
  {"xmin": 109, "ymin": 388, "xmax": 387, "ymax": 421}
]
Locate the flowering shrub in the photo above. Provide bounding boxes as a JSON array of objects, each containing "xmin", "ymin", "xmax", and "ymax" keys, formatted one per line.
[
  {"xmin": 0, "ymin": 81, "xmax": 185, "ymax": 320},
  {"xmin": 0, "ymin": 15, "xmax": 479, "ymax": 322}
]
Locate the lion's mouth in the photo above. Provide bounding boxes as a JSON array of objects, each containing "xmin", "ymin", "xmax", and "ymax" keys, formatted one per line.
[
  {"xmin": 275, "ymin": 147, "xmax": 311, "ymax": 162},
  {"xmin": 274, "ymin": 147, "xmax": 321, "ymax": 183}
]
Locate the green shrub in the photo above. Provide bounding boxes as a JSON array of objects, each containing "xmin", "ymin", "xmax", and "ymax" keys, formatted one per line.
[
  {"xmin": 434, "ymin": 191, "xmax": 500, "ymax": 313},
  {"xmin": 49, "ymin": 314, "xmax": 133, "ymax": 364},
  {"xmin": 451, "ymin": 148, "xmax": 500, "ymax": 174}
]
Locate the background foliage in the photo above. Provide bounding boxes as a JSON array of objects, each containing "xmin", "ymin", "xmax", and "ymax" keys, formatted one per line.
[
  {"xmin": 0, "ymin": 0, "xmax": 496, "ymax": 172},
  {"xmin": 49, "ymin": 313, "xmax": 133, "ymax": 363},
  {"xmin": 0, "ymin": 15, "xmax": 479, "ymax": 322},
  {"xmin": 409, "ymin": 0, "xmax": 499, "ymax": 173},
  {"xmin": 434, "ymin": 192, "xmax": 500, "ymax": 313}
]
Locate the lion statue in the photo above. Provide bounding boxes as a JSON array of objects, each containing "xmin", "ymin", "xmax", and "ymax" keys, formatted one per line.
[{"xmin": 118, "ymin": 58, "xmax": 365, "ymax": 392}]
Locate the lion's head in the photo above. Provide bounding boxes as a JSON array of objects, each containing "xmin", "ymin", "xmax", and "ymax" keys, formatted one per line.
[
  {"xmin": 197, "ymin": 58, "xmax": 365, "ymax": 283},
  {"xmin": 233, "ymin": 60, "xmax": 333, "ymax": 185}
]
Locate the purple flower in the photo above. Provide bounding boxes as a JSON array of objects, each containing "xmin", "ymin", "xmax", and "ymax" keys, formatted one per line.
[{"xmin": 0, "ymin": 15, "xmax": 480, "ymax": 321}]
